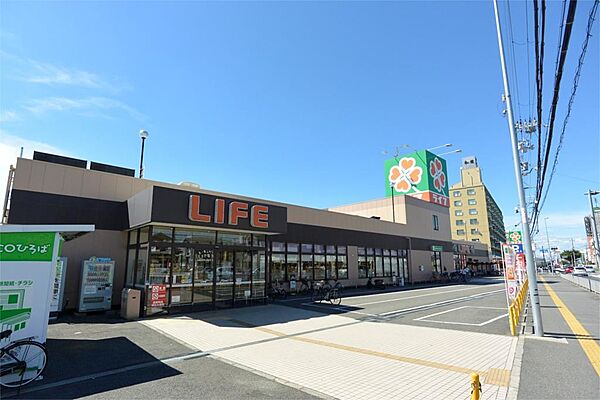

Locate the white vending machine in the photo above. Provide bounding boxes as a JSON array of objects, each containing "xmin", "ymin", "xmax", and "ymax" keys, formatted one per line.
[{"xmin": 78, "ymin": 257, "xmax": 115, "ymax": 312}]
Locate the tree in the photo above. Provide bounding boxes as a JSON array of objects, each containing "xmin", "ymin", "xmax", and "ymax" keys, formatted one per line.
[{"xmin": 560, "ymin": 250, "xmax": 582, "ymax": 265}]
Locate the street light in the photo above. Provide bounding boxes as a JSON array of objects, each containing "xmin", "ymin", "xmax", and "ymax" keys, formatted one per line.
[
  {"xmin": 438, "ymin": 149, "xmax": 463, "ymax": 156},
  {"xmin": 139, "ymin": 130, "xmax": 149, "ymax": 179},
  {"xmin": 427, "ymin": 143, "xmax": 453, "ymax": 151}
]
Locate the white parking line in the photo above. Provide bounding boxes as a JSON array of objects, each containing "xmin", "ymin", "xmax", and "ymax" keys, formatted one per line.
[
  {"xmin": 414, "ymin": 305, "xmax": 509, "ymax": 327},
  {"xmin": 347, "ymin": 285, "xmax": 503, "ymax": 307}
]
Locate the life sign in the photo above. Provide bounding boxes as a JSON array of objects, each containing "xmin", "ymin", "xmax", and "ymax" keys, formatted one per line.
[
  {"xmin": 510, "ymin": 244, "xmax": 524, "ymax": 254},
  {"xmin": 149, "ymin": 187, "xmax": 288, "ymax": 234},
  {"xmin": 189, "ymin": 195, "xmax": 269, "ymax": 229}
]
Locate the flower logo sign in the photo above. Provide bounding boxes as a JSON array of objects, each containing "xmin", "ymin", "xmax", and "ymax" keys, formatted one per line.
[
  {"xmin": 429, "ymin": 157, "xmax": 447, "ymax": 194},
  {"xmin": 508, "ymin": 231, "xmax": 523, "ymax": 244},
  {"xmin": 388, "ymin": 157, "xmax": 423, "ymax": 193}
]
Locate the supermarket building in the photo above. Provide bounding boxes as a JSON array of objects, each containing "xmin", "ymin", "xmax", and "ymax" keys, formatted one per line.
[{"xmin": 4, "ymin": 152, "xmax": 488, "ymax": 316}]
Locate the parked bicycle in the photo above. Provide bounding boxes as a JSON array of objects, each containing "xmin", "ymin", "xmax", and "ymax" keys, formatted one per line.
[
  {"xmin": 269, "ymin": 280, "xmax": 288, "ymax": 300},
  {"xmin": 298, "ymin": 278, "xmax": 312, "ymax": 295},
  {"xmin": 310, "ymin": 280, "xmax": 342, "ymax": 305},
  {"xmin": 0, "ymin": 329, "xmax": 48, "ymax": 389}
]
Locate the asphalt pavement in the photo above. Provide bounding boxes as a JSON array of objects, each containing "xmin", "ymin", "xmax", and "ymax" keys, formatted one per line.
[{"xmin": 518, "ymin": 275, "xmax": 600, "ymax": 400}]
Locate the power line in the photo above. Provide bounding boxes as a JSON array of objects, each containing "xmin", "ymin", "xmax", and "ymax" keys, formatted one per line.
[
  {"xmin": 532, "ymin": 0, "xmax": 579, "ymax": 231},
  {"xmin": 537, "ymin": 0, "xmax": 599, "ymax": 216}
]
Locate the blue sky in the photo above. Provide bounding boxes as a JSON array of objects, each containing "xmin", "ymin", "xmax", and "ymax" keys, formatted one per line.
[{"xmin": 1, "ymin": 1, "xmax": 598, "ymax": 255}]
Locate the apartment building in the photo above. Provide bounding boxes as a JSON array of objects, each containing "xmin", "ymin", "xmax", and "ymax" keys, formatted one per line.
[{"xmin": 449, "ymin": 156, "xmax": 506, "ymax": 259}]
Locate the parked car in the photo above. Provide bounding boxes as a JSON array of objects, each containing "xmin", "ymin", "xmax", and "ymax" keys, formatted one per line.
[
  {"xmin": 554, "ymin": 266, "xmax": 565, "ymax": 274},
  {"xmin": 583, "ymin": 265, "xmax": 596, "ymax": 273},
  {"xmin": 573, "ymin": 266, "xmax": 588, "ymax": 276},
  {"xmin": 564, "ymin": 266, "xmax": 574, "ymax": 274}
]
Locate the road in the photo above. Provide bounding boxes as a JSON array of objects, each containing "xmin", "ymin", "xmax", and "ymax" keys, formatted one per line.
[{"xmin": 285, "ymin": 277, "xmax": 511, "ymax": 335}]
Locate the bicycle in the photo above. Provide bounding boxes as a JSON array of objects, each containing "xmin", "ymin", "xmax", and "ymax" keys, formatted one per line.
[
  {"xmin": 310, "ymin": 280, "xmax": 341, "ymax": 305},
  {"xmin": 0, "ymin": 329, "xmax": 48, "ymax": 389},
  {"xmin": 269, "ymin": 281, "xmax": 288, "ymax": 300}
]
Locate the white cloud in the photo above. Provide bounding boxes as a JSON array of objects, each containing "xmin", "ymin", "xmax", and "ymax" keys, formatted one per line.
[
  {"xmin": 0, "ymin": 131, "xmax": 70, "ymax": 215},
  {"xmin": 24, "ymin": 96, "xmax": 146, "ymax": 121},
  {"xmin": 0, "ymin": 51, "xmax": 125, "ymax": 91},
  {"xmin": 0, "ymin": 110, "xmax": 19, "ymax": 122}
]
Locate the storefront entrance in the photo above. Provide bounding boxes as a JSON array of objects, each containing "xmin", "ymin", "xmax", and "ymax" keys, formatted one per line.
[{"xmin": 126, "ymin": 226, "xmax": 267, "ymax": 316}]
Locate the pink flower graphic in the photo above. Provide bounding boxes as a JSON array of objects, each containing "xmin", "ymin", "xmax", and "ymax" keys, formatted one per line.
[
  {"xmin": 429, "ymin": 157, "xmax": 446, "ymax": 193},
  {"xmin": 388, "ymin": 157, "xmax": 423, "ymax": 193}
]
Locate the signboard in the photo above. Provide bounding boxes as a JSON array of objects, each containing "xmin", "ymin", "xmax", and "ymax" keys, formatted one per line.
[
  {"xmin": 78, "ymin": 257, "xmax": 114, "ymax": 312},
  {"xmin": 510, "ymin": 243, "xmax": 524, "ymax": 254},
  {"xmin": 149, "ymin": 284, "xmax": 167, "ymax": 307},
  {"xmin": 507, "ymin": 231, "xmax": 523, "ymax": 244},
  {"xmin": 49, "ymin": 257, "xmax": 68, "ymax": 314},
  {"xmin": 502, "ymin": 244, "xmax": 519, "ymax": 302},
  {"xmin": 385, "ymin": 150, "xmax": 449, "ymax": 207},
  {"xmin": 431, "ymin": 245, "xmax": 444, "ymax": 252},
  {"xmin": 0, "ymin": 230, "xmax": 59, "ymax": 383}
]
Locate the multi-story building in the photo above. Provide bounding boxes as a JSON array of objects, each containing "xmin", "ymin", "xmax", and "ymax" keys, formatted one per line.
[{"xmin": 449, "ymin": 156, "xmax": 506, "ymax": 259}]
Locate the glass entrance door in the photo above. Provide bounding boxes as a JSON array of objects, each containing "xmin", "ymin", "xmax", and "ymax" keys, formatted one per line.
[
  {"xmin": 234, "ymin": 251, "xmax": 252, "ymax": 302},
  {"xmin": 215, "ymin": 250, "xmax": 234, "ymax": 307},
  {"xmin": 193, "ymin": 249, "xmax": 214, "ymax": 305}
]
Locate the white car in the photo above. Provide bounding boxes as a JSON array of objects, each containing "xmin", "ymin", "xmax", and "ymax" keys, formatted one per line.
[
  {"xmin": 584, "ymin": 265, "xmax": 596, "ymax": 273},
  {"xmin": 572, "ymin": 266, "xmax": 588, "ymax": 276}
]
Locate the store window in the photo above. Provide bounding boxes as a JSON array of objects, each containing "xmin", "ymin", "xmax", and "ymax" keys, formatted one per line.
[
  {"xmin": 467, "ymin": 189, "xmax": 476, "ymax": 195},
  {"xmin": 126, "ymin": 248, "xmax": 137, "ymax": 286},
  {"xmin": 314, "ymin": 244, "xmax": 325, "ymax": 254},
  {"xmin": 358, "ymin": 248, "xmax": 368, "ymax": 278},
  {"xmin": 129, "ymin": 230, "xmax": 138, "ymax": 245},
  {"xmin": 432, "ymin": 215, "xmax": 439, "ymax": 231},
  {"xmin": 455, "ymin": 210, "xmax": 463, "ymax": 216},
  {"xmin": 454, "ymin": 200, "xmax": 462, "ymax": 206},
  {"xmin": 287, "ymin": 243, "xmax": 299, "ymax": 253},
  {"xmin": 337, "ymin": 254, "xmax": 348, "ymax": 279},
  {"xmin": 218, "ymin": 232, "xmax": 251, "ymax": 246},
  {"xmin": 253, "ymin": 234, "xmax": 266, "ymax": 248},
  {"xmin": 468, "ymin": 199, "xmax": 477, "ymax": 205},
  {"xmin": 139, "ymin": 226, "xmax": 150, "ymax": 244},
  {"xmin": 135, "ymin": 245, "xmax": 148, "ymax": 286},
  {"xmin": 152, "ymin": 226, "xmax": 173, "ymax": 243},
  {"xmin": 456, "ymin": 219, "xmax": 465, "ymax": 226},
  {"xmin": 314, "ymin": 254, "xmax": 326, "ymax": 280},
  {"xmin": 174, "ymin": 229, "xmax": 215, "ymax": 245},
  {"xmin": 287, "ymin": 253, "xmax": 299, "ymax": 281},
  {"xmin": 252, "ymin": 252, "xmax": 266, "ymax": 298},
  {"xmin": 272, "ymin": 242, "xmax": 286, "ymax": 252},
  {"xmin": 375, "ymin": 252, "xmax": 384, "ymax": 277},
  {"xmin": 325, "ymin": 253, "xmax": 337, "ymax": 280},
  {"xmin": 469, "ymin": 209, "xmax": 478, "ymax": 215},
  {"xmin": 457, "ymin": 229, "xmax": 465, "ymax": 235},
  {"xmin": 270, "ymin": 253, "xmax": 285, "ymax": 282},
  {"xmin": 301, "ymin": 253, "xmax": 313, "ymax": 280}
]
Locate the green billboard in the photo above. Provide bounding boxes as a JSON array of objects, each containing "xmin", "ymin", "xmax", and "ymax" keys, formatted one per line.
[{"xmin": 384, "ymin": 150, "xmax": 449, "ymax": 207}]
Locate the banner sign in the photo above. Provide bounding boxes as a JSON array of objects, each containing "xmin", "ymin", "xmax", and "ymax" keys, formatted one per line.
[
  {"xmin": 510, "ymin": 243, "xmax": 524, "ymax": 254},
  {"xmin": 149, "ymin": 284, "xmax": 167, "ymax": 307},
  {"xmin": 385, "ymin": 150, "xmax": 449, "ymax": 207},
  {"xmin": 49, "ymin": 257, "xmax": 68, "ymax": 313},
  {"xmin": 502, "ymin": 244, "xmax": 519, "ymax": 302},
  {"xmin": 507, "ymin": 231, "xmax": 523, "ymax": 244}
]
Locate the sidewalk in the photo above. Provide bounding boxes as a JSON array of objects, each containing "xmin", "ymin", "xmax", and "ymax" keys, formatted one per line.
[{"xmin": 518, "ymin": 274, "xmax": 600, "ymax": 400}]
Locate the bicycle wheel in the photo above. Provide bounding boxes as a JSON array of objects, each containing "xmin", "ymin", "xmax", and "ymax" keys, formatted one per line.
[
  {"xmin": 329, "ymin": 290, "xmax": 342, "ymax": 306},
  {"xmin": 0, "ymin": 340, "xmax": 47, "ymax": 388}
]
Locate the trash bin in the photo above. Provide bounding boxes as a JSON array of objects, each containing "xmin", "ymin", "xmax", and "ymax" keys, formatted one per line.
[{"xmin": 120, "ymin": 288, "xmax": 140, "ymax": 320}]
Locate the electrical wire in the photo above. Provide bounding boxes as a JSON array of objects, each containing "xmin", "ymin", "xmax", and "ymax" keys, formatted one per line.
[
  {"xmin": 537, "ymin": 0, "xmax": 599, "ymax": 217},
  {"xmin": 531, "ymin": 0, "xmax": 579, "ymax": 231}
]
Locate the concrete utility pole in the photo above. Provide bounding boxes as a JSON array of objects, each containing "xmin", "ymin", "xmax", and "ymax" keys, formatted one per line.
[
  {"xmin": 586, "ymin": 190, "xmax": 600, "ymax": 266},
  {"xmin": 571, "ymin": 238, "xmax": 576, "ymax": 265},
  {"xmin": 493, "ymin": 0, "xmax": 543, "ymax": 336}
]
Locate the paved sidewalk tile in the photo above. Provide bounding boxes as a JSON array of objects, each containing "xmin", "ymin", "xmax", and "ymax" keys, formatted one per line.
[{"xmin": 143, "ymin": 305, "xmax": 517, "ymax": 400}]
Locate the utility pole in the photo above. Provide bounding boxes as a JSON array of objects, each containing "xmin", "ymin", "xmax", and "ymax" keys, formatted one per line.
[
  {"xmin": 493, "ymin": 0, "xmax": 543, "ymax": 336},
  {"xmin": 571, "ymin": 238, "xmax": 576, "ymax": 265},
  {"xmin": 585, "ymin": 190, "xmax": 600, "ymax": 266},
  {"xmin": 390, "ymin": 184, "xmax": 396, "ymax": 223}
]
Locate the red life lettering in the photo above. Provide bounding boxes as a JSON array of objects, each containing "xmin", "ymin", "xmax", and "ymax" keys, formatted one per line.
[
  {"xmin": 251, "ymin": 205, "xmax": 269, "ymax": 228},
  {"xmin": 189, "ymin": 195, "xmax": 211, "ymax": 222},
  {"xmin": 228, "ymin": 202, "xmax": 249, "ymax": 225},
  {"xmin": 214, "ymin": 198, "xmax": 225, "ymax": 224}
]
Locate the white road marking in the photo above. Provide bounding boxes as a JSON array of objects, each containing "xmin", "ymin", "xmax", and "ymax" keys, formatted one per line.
[
  {"xmin": 379, "ymin": 289, "xmax": 505, "ymax": 317},
  {"xmin": 347, "ymin": 285, "xmax": 503, "ymax": 306},
  {"xmin": 414, "ymin": 305, "xmax": 509, "ymax": 327}
]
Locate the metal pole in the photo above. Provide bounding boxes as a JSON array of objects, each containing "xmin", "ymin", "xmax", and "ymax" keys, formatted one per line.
[
  {"xmin": 139, "ymin": 137, "xmax": 146, "ymax": 179},
  {"xmin": 586, "ymin": 190, "xmax": 600, "ymax": 266},
  {"xmin": 493, "ymin": 0, "xmax": 543, "ymax": 336},
  {"xmin": 391, "ymin": 184, "xmax": 396, "ymax": 223},
  {"xmin": 571, "ymin": 238, "xmax": 576, "ymax": 265},
  {"xmin": 544, "ymin": 218, "xmax": 552, "ymax": 267}
]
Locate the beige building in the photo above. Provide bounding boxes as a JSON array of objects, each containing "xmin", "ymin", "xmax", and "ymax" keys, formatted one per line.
[
  {"xmin": 449, "ymin": 156, "xmax": 506, "ymax": 259},
  {"xmin": 5, "ymin": 152, "xmax": 456, "ymax": 315}
]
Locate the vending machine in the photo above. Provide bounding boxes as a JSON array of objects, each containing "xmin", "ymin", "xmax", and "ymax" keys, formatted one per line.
[{"xmin": 78, "ymin": 257, "xmax": 115, "ymax": 312}]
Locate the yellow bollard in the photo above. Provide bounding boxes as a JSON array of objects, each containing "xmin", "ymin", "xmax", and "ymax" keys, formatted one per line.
[{"xmin": 471, "ymin": 372, "xmax": 481, "ymax": 400}]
